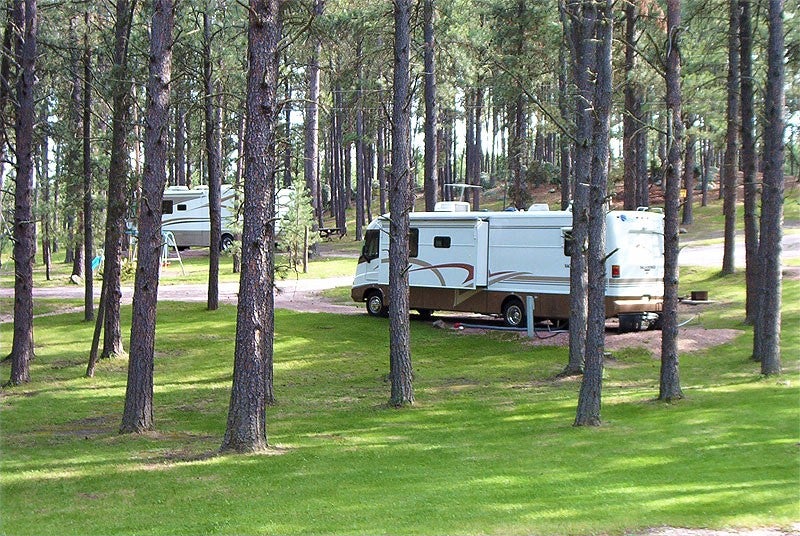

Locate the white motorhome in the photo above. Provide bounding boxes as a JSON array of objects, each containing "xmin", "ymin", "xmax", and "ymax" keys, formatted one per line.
[
  {"xmin": 161, "ymin": 185, "xmax": 292, "ymax": 250},
  {"xmin": 351, "ymin": 206, "xmax": 664, "ymax": 332}
]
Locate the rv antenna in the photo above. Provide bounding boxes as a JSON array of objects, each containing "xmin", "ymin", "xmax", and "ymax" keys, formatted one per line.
[{"xmin": 443, "ymin": 183, "xmax": 481, "ymax": 208}]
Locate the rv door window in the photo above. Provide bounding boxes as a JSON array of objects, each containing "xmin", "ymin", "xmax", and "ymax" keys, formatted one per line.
[
  {"xmin": 434, "ymin": 236, "xmax": 451, "ymax": 249},
  {"xmin": 410, "ymin": 228, "xmax": 419, "ymax": 258},
  {"xmin": 162, "ymin": 200, "xmax": 173, "ymax": 215},
  {"xmin": 177, "ymin": 204, "xmax": 187, "ymax": 211},
  {"xmin": 359, "ymin": 229, "xmax": 380, "ymax": 263}
]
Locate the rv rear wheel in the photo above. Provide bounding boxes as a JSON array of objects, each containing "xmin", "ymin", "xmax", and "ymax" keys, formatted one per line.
[
  {"xmin": 416, "ymin": 309, "xmax": 434, "ymax": 320},
  {"xmin": 366, "ymin": 292, "xmax": 388, "ymax": 317},
  {"xmin": 220, "ymin": 234, "xmax": 234, "ymax": 252},
  {"xmin": 502, "ymin": 298, "xmax": 526, "ymax": 328}
]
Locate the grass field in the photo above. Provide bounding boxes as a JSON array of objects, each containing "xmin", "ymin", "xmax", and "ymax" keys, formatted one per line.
[{"xmin": 1, "ymin": 267, "xmax": 798, "ymax": 535}]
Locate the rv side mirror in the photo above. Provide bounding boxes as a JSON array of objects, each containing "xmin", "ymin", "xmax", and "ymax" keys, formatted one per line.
[{"xmin": 563, "ymin": 229, "xmax": 573, "ymax": 257}]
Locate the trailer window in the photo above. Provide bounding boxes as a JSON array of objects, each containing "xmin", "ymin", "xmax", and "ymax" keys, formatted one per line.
[
  {"xmin": 410, "ymin": 228, "xmax": 419, "ymax": 258},
  {"xmin": 359, "ymin": 229, "xmax": 380, "ymax": 263},
  {"xmin": 177, "ymin": 204, "xmax": 187, "ymax": 211},
  {"xmin": 434, "ymin": 236, "xmax": 451, "ymax": 249},
  {"xmin": 162, "ymin": 200, "xmax": 173, "ymax": 215}
]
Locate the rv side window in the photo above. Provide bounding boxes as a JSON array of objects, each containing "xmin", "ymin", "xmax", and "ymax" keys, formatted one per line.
[
  {"xmin": 434, "ymin": 236, "xmax": 451, "ymax": 249},
  {"xmin": 359, "ymin": 229, "xmax": 380, "ymax": 263},
  {"xmin": 177, "ymin": 204, "xmax": 187, "ymax": 211},
  {"xmin": 410, "ymin": 228, "xmax": 419, "ymax": 258},
  {"xmin": 162, "ymin": 200, "xmax": 173, "ymax": 215}
]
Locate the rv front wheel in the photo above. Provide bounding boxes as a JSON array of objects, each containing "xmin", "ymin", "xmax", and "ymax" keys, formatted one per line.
[
  {"xmin": 366, "ymin": 292, "xmax": 387, "ymax": 317},
  {"xmin": 502, "ymin": 299, "xmax": 526, "ymax": 328}
]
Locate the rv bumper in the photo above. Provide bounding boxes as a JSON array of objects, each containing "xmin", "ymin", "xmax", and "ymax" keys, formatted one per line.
[
  {"xmin": 609, "ymin": 298, "xmax": 663, "ymax": 315},
  {"xmin": 351, "ymin": 286, "xmax": 367, "ymax": 303}
]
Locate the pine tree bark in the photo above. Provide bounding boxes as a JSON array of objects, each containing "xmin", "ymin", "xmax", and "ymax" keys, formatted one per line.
[
  {"xmin": 563, "ymin": 0, "xmax": 592, "ymax": 377},
  {"xmin": 304, "ymin": 0, "xmax": 323, "ymax": 226},
  {"xmin": 355, "ymin": 40, "xmax": 365, "ymax": 241},
  {"xmin": 681, "ymin": 118, "xmax": 696, "ymax": 225},
  {"xmin": 8, "ymin": 0, "xmax": 37, "ymax": 386},
  {"xmin": 377, "ymin": 123, "xmax": 387, "ymax": 214},
  {"xmin": 174, "ymin": 105, "xmax": 186, "ymax": 186},
  {"xmin": 120, "ymin": 0, "xmax": 173, "ymax": 434},
  {"xmin": 622, "ymin": 1, "xmax": 638, "ymax": 211},
  {"xmin": 635, "ymin": 105, "xmax": 649, "ymax": 208},
  {"xmin": 221, "ymin": 0, "xmax": 281, "ymax": 453},
  {"xmin": 721, "ymin": 0, "xmax": 740, "ymax": 275},
  {"xmin": 388, "ymin": 0, "xmax": 414, "ymax": 408},
  {"xmin": 423, "ymin": 0, "xmax": 438, "ymax": 211},
  {"xmin": 557, "ymin": 17, "xmax": 571, "ymax": 212},
  {"xmin": 753, "ymin": 0, "xmax": 783, "ymax": 375},
  {"xmin": 100, "ymin": 0, "xmax": 135, "ymax": 359},
  {"xmin": 39, "ymin": 109, "xmax": 52, "ymax": 281},
  {"xmin": 83, "ymin": 14, "xmax": 94, "ymax": 321},
  {"xmin": 659, "ymin": 0, "xmax": 685, "ymax": 402},
  {"xmin": 575, "ymin": 0, "xmax": 611, "ymax": 425},
  {"xmin": 204, "ymin": 8, "xmax": 221, "ymax": 311},
  {"xmin": 739, "ymin": 0, "xmax": 759, "ymax": 324}
]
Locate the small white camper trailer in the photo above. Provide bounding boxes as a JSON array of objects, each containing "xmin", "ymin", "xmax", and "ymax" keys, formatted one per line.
[
  {"xmin": 351, "ymin": 207, "xmax": 664, "ymax": 332},
  {"xmin": 160, "ymin": 185, "xmax": 292, "ymax": 250}
]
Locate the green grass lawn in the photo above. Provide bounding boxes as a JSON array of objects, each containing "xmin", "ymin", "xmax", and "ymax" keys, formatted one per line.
[{"xmin": 1, "ymin": 269, "xmax": 798, "ymax": 535}]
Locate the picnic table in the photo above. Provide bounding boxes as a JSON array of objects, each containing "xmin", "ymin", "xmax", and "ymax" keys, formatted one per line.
[{"xmin": 319, "ymin": 227, "xmax": 346, "ymax": 240}]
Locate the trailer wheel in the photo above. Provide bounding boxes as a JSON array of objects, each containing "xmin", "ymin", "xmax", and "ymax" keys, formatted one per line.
[
  {"xmin": 366, "ymin": 292, "xmax": 388, "ymax": 317},
  {"xmin": 502, "ymin": 298, "xmax": 526, "ymax": 328},
  {"xmin": 220, "ymin": 233, "xmax": 234, "ymax": 252}
]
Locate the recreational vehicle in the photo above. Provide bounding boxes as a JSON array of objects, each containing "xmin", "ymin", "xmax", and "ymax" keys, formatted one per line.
[
  {"xmin": 351, "ymin": 206, "xmax": 664, "ymax": 332},
  {"xmin": 160, "ymin": 185, "xmax": 292, "ymax": 250}
]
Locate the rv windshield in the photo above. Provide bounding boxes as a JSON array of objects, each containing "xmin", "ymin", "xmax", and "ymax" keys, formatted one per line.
[{"xmin": 359, "ymin": 229, "xmax": 380, "ymax": 263}]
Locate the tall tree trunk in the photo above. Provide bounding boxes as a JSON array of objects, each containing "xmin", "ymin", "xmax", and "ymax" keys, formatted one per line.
[
  {"xmin": 8, "ymin": 0, "xmax": 37, "ymax": 386},
  {"xmin": 83, "ymin": 14, "xmax": 94, "ymax": 321},
  {"xmin": 100, "ymin": 0, "xmax": 136, "ymax": 359},
  {"xmin": 563, "ymin": 0, "xmax": 592, "ymax": 377},
  {"xmin": 681, "ymin": 117, "xmax": 696, "ymax": 225},
  {"xmin": 39, "ymin": 108, "xmax": 52, "ymax": 281},
  {"xmin": 659, "ymin": 0, "xmax": 685, "ymax": 402},
  {"xmin": 377, "ymin": 123, "xmax": 387, "ymax": 214},
  {"xmin": 283, "ymin": 71, "xmax": 291, "ymax": 188},
  {"xmin": 388, "ymin": 0, "xmax": 414, "ymax": 407},
  {"xmin": 423, "ymin": 0, "xmax": 438, "ymax": 211},
  {"xmin": 473, "ymin": 86, "xmax": 483, "ymax": 210},
  {"xmin": 175, "ymin": 105, "xmax": 186, "ymax": 186},
  {"xmin": 233, "ymin": 110, "xmax": 245, "ymax": 273},
  {"xmin": 635, "ymin": 106, "xmax": 649, "ymax": 208},
  {"xmin": 304, "ymin": 0, "xmax": 323, "ymax": 225},
  {"xmin": 739, "ymin": 0, "xmax": 758, "ymax": 324},
  {"xmin": 120, "ymin": 0, "xmax": 173, "ymax": 434},
  {"xmin": 557, "ymin": 18, "xmax": 571, "ymax": 211},
  {"xmin": 721, "ymin": 0, "xmax": 740, "ymax": 275},
  {"xmin": 0, "ymin": 2, "xmax": 11, "ymax": 216},
  {"xmin": 221, "ymin": 0, "xmax": 281, "ymax": 453},
  {"xmin": 622, "ymin": 1, "xmax": 638, "ymax": 211},
  {"xmin": 355, "ymin": 41, "xmax": 365, "ymax": 240},
  {"xmin": 753, "ymin": 0, "xmax": 783, "ymax": 375},
  {"xmin": 575, "ymin": 0, "xmax": 611, "ymax": 426},
  {"xmin": 204, "ymin": 8, "xmax": 221, "ymax": 311}
]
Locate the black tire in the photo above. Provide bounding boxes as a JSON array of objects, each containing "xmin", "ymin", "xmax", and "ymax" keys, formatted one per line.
[
  {"xmin": 416, "ymin": 308, "xmax": 434, "ymax": 320},
  {"xmin": 502, "ymin": 298, "xmax": 526, "ymax": 328},
  {"xmin": 366, "ymin": 292, "xmax": 387, "ymax": 317},
  {"xmin": 220, "ymin": 234, "xmax": 234, "ymax": 252}
]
